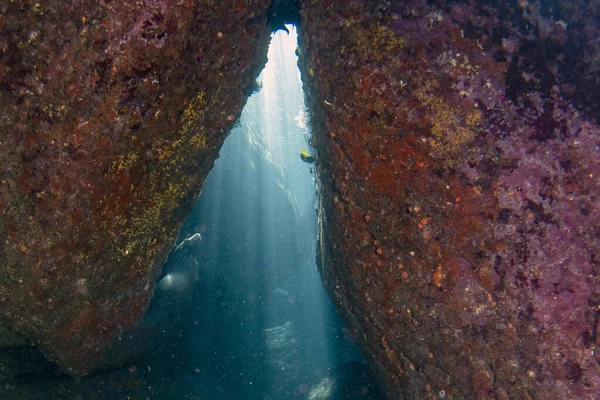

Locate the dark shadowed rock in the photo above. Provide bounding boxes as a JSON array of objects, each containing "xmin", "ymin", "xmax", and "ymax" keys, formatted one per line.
[
  {"xmin": 0, "ymin": 0, "xmax": 271, "ymax": 375},
  {"xmin": 298, "ymin": 0, "xmax": 600, "ymax": 398}
]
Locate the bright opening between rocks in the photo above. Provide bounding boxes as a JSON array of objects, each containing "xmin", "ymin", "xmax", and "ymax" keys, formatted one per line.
[{"xmin": 146, "ymin": 26, "xmax": 384, "ymax": 399}]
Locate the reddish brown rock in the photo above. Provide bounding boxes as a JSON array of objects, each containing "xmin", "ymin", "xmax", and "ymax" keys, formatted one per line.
[
  {"xmin": 0, "ymin": 0, "xmax": 270, "ymax": 375},
  {"xmin": 298, "ymin": 0, "xmax": 600, "ymax": 398},
  {"xmin": 2, "ymin": 0, "xmax": 599, "ymax": 397}
]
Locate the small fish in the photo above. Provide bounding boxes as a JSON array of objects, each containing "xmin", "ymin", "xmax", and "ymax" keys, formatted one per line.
[{"xmin": 300, "ymin": 149, "xmax": 316, "ymax": 164}]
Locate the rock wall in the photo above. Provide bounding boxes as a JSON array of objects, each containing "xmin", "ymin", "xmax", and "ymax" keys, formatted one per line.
[
  {"xmin": 2, "ymin": 1, "xmax": 599, "ymax": 397},
  {"xmin": 298, "ymin": 0, "xmax": 600, "ymax": 399},
  {"xmin": 0, "ymin": 0, "xmax": 270, "ymax": 375}
]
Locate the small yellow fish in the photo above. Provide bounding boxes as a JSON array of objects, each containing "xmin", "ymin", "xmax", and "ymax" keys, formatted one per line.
[{"xmin": 300, "ymin": 149, "xmax": 316, "ymax": 163}]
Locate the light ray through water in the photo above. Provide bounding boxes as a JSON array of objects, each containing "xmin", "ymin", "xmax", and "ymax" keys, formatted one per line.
[{"xmin": 177, "ymin": 26, "xmax": 371, "ymax": 399}]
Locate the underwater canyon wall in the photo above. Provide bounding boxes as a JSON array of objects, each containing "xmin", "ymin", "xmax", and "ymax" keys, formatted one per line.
[
  {"xmin": 0, "ymin": 0, "xmax": 271, "ymax": 375},
  {"xmin": 1, "ymin": 1, "xmax": 599, "ymax": 399},
  {"xmin": 298, "ymin": 0, "xmax": 600, "ymax": 399}
]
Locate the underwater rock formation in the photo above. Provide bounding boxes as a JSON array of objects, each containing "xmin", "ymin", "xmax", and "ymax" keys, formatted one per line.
[
  {"xmin": 0, "ymin": 0, "xmax": 270, "ymax": 375},
  {"xmin": 298, "ymin": 0, "xmax": 600, "ymax": 399},
  {"xmin": 1, "ymin": 0, "xmax": 599, "ymax": 398},
  {"xmin": 100, "ymin": 233, "xmax": 203, "ymax": 371}
]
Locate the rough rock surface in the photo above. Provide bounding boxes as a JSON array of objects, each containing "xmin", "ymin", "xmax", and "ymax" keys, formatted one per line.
[
  {"xmin": 0, "ymin": 0, "xmax": 270, "ymax": 375},
  {"xmin": 298, "ymin": 0, "xmax": 600, "ymax": 399}
]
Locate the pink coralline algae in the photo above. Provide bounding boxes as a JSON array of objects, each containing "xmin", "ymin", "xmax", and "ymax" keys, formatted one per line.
[{"xmin": 298, "ymin": 0, "xmax": 600, "ymax": 398}]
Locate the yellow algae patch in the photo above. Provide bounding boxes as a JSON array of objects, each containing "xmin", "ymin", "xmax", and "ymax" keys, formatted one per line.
[
  {"xmin": 416, "ymin": 80, "xmax": 481, "ymax": 166},
  {"xmin": 466, "ymin": 109, "xmax": 483, "ymax": 126},
  {"xmin": 104, "ymin": 177, "xmax": 194, "ymax": 268},
  {"xmin": 123, "ymin": 180, "xmax": 190, "ymax": 252},
  {"xmin": 102, "ymin": 91, "xmax": 209, "ymax": 268},
  {"xmin": 189, "ymin": 133, "xmax": 207, "ymax": 150},
  {"xmin": 349, "ymin": 22, "xmax": 406, "ymax": 61},
  {"xmin": 154, "ymin": 91, "xmax": 208, "ymax": 161},
  {"xmin": 181, "ymin": 92, "xmax": 207, "ymax": 132},
  {"xmin": 109, "ymin": 152, "xmax": 140, "ymax": 174}
]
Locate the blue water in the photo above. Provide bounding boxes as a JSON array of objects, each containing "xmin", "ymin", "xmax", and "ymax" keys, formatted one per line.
[
  {"xmin": 158, "ymin": 27, "xmax": 380, "ymax": 399},
  {"xmin": 0, "ymin": 26, "xmax": 382, "ymax": 400}
]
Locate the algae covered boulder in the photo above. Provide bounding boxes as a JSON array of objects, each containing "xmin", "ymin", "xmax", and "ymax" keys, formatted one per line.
[
  {"xmin": 298, "ymin": 0, "xmax": 600, "ymax": 398},
  {"xmin": 0, "ymin": 0, "xmax": 271, "ymax": 375}
]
